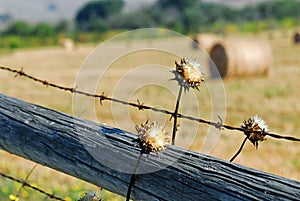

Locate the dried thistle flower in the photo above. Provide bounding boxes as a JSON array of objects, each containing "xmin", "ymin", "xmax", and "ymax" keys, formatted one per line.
[
  {"xmin": 242, "ymin": 115, "xmax": 269, "ymax": 149},
  {"xmin": 134, "ymin": 120, "xmax": 170, "ymax": 154},
  {"xmin": 172, "ymin": 58, "xmax": 205, "ymax": 91},
  {"xmin": 127, "ymin": 121, "xmax": 169, "ymax": 201},
  {"xmin": 77, "ymin": 191, "xmax": 101, "ymax": 201}
]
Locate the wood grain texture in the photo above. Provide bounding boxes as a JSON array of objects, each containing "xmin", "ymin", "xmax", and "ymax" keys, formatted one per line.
[{"xmin": 0, "ymin": 93, "xmax": 299, "ymax": 201}]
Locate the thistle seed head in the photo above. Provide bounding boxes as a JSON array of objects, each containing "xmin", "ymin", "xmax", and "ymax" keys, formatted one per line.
[
  {"xmin": 172, "ymin": 58, "xmax": 205, "ymax": 91},
  {"xmin": 134, "ymin": 120, "xmax": 170, "ymax": 154},
  {"xmin": 242, "ymin": 115, "xmax": 268, "ymax": 149}
]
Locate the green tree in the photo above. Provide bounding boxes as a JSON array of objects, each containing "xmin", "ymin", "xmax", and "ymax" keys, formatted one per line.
[
  {"xmin": 153, "ymin": 0, "xmax": 239, "ymax": 33},
  {"xmin": 34, "ymin": 23, "xmax": 56, "ymax": 38},
  {"xmin": 75, "ymin": 0, "xmax": 124, "ymax": 31},
  {"xmin": 55, "ymin": 20, "xmax": 70, "ymax": 33},
  {"xmin": 110, "ymin": 8, "xmax": 159, "ymax": 30},
  {"xmin": 181, "ymin": 6, "xmax": 203, "ymax": 33},
  {"xmin": 156, "ymin": 0, "xmax": 198, "ymax": 10},
  {"xmin": 156, "ymin": 0, "xmax": 198, "ymax": 21},
  {"xmin": 241, "ymin": 0, "xmax": 300, "ymax": 20},
  {"xmin": 271, "ymin": 0, "xmax": 300, "ymax": 19},
  {"xmin": 3, "ymin": 21, "xmax": 33, "ymax": 36}
]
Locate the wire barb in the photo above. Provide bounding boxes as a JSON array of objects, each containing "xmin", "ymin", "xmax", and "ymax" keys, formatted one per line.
[
  {"xmin": 15, "ymin": 67, "xmax": 25, "ymax": 77},
  {"xmin": 0, "ymin": 65, "xmax": 299, "ymax": 143},
  {"xmin": 0, "ymin": 171, "xmax": 65, "ymax": 201},
  {"xmin": 14, "ymin": 163, "xmax": 38, "ymax": 200},
  {"xmin": 99, "ymin": 92, "xmax": 106, "ymax": 105},
  {"xmin": 70, "ymin": 86, "xmax": 78, "ymax": 93},
  {"xmin": 1, "ymin": 64, "xmax": 300, "ymax": 199},
  {"xmin": 215, "ymin": 115, "xmax": 224, "ymax": 130},
  {"xmin": 42, "ymin": 80, "xmax": 49, "ymax": 86},
  {"xmin": 137, "ymin": 99, "xmax": 144, "ymax": 110}
]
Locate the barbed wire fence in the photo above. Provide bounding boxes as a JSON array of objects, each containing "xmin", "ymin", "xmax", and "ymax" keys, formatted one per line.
[
  {"xmin": 0, "ymin": 171, "xmax": 66, "ymax": 201},
  {"xmin": 0, "ymin": 65, "xmax": 300, "ymax": 200},
  {"xmin": 1, "ymin": 66, "xmax": 299, "ymax": 142}
]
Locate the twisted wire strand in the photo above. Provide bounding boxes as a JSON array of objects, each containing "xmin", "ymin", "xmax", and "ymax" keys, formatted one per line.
[
  {"xmin": 0, "ymin": 172, "xmax": 65, "ymax": 201},
  {"xmin": 0, "ymin": 66, "xmax": 299, "ymax": 142}
]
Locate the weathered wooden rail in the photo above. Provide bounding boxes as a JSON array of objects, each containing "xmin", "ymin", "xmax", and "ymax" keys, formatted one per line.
[{"xmin": 0, "ymin": 93, "xmax": 299, "ymax": 200}]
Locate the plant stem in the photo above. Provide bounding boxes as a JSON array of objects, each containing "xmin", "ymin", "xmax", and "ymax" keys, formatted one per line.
[
  {"xmin": 171, "ymin": 84, "xmax": 183, "ymax": 145},
  {"xmin": 230, "ymin": 136, "xmax": 248, "ymax": 162},
  {"xmin": 126, "ymin": 151, "xmax": 143, "ymax": 201},
  {"xmin": 16, "ymin": 163, "xmax": 38, "ymax": 199}
]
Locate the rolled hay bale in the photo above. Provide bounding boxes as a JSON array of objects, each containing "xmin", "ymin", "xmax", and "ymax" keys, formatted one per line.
[
  {"xmin": 192, "ymin": 33, "xmax": 221, "ymax": 51},
  {"xmin": 293, "ymin": 31, "xmax": 300, "ymax": 44},
  {"xmin": 59, "ymin": 38, "xmax": 75, "ymax": 51},
  {"xmin": 209, "ymin": 38, "xmax": 272, "ymax": 78}
]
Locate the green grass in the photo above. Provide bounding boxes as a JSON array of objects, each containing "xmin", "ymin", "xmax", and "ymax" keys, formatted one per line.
[
  {"xmin": 0, "ymin": 179, "xmax": 124, "ymax": 201},
  {"xmin": 0, "ymin": 162, "xmax": 124, "ymax": 201},
  {"xmin": 1, "ymin": 29, "xmax": 300, "ymax": 200},
  {"xmin": 263, "ymin": 85, "xmax": 290, "ymax": 99}
]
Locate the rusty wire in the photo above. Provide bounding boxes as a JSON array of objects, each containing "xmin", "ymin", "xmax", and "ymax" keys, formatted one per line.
[
  {"xmin": 0, "ymin": 65, "xmax": 299, "ymax": 143},
  {"xmin": 1, "ymin": 65, "xmax": 300, "ymax": 199},
  {"xmin": 0, "ymin": 171, "xmax": 65, "ymax": 201}
]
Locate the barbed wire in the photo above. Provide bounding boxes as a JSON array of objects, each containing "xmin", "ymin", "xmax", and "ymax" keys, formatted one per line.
[
  {"xmin": 14, "ymin": 163, "xmax": 38, "ymax": 200},
  {"xmin": 0, "ymin": 171, "xmax": 65, "ymax": 201},
  {"xmin": 1, "ymin": 65, "xmax": 300, "ymax": 143},
  {"xmin": 1, "ymin": 65, "xmax": 300, "ymax": 200}
]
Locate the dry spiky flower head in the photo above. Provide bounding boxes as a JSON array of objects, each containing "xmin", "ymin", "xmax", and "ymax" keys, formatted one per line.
[
  {"xmin": 134, "ymin": 120, "xmax": 170, "ymax": 154},
  {"xmin": 242, "ymin": 115, "xmax": 269, "ymax": 149},
  {"xmin": 172, "ymin": 58, "xmax": 205, "ymax": 91},
  {"xmin": 77, "ymin": 191, "xmax": 101, "ymax": 201}
]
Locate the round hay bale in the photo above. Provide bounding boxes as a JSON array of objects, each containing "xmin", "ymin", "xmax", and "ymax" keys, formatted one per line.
[
  {"xmin": 59, "ymin": 38, "xmax": 75, "ymax": 51},
  {"xmin": 192, "ymin": 33, "xmax": 220, "ymax": 51},
  {"xmin": 209, "ymin": 38, "xmax": 272, "ymax": 78},
  {"xmin": 293, "ymin": 31, "xmax": 300, "ymax": 44}
]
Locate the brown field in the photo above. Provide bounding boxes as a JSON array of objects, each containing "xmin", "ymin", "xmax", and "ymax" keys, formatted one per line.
[{"xmin": 0, "ymin": 30, "xmax": 300, "ymax": 199}]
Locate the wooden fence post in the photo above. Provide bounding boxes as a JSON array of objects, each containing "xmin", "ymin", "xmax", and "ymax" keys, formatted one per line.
[{"xmin": 0, "ymin": 93, "xmax": 299, "ymax": 200}]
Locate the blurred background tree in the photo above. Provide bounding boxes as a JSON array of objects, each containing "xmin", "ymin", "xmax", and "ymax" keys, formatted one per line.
[
  {"xmin": 34, "ymin": 23, "xmax": 55, "ymax": 38},
  {"xmin": 75, "ymin": 0, "xmax": 124, "ymax": 31},
  {"xmin": 3, "ymin": 21, "xmax": 33, "ymax": 36},
  {"xmin": 1, "ymin": 0, "xmax": 300, "ymax": 48}
]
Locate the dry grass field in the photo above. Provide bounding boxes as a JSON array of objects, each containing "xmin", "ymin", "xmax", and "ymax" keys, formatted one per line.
[{"xmin": 0, "ymin": 30, "xmax": 300, "ymax": 199}]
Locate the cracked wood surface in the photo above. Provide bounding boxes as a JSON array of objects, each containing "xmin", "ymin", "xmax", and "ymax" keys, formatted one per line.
[{"xmin": 0, "ymin": 93, "xmax": 299, "ymax": 200}]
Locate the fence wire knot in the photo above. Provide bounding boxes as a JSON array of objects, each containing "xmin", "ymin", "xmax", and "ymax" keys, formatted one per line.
[
  {"xmin": 15, "ymin": 67, "xmax": 25, "ymax": 77},
  {"xmin": 70, "ymin": 86, "xmax": 78, "ymax": 93},
  {"xmin": 137, "ymin": 99, "xmax": 144, "ymax": 110},
  {"xmin": 42, "ymin": 80, "xmax": 49, "ymax": 86},
  {"xmin": 1, "ymin": 65, "xmax": 299, "ymax": 143},
  {"xmin": 215, "ymin": 115, "xmax": 224, "ymax": 130},
  {"xmin": 99, "ymin": 92, "xmax": 106, "ymax": 105}
]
